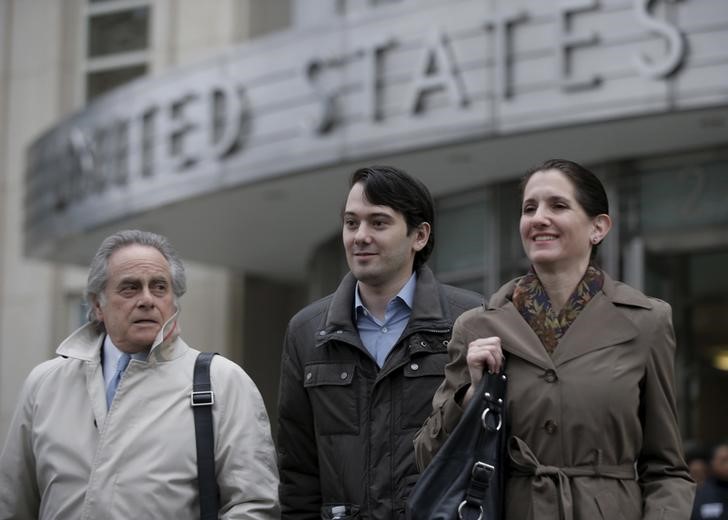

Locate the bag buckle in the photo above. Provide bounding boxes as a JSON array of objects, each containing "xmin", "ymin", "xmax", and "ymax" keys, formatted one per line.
[
  {"xmin": 471, "ymin": 461, "xmax": 494, "ymax": 478},
  {"xmin": 190, "ymin": 390, "xmax": 214, "ymax": 407},
  {"xmin": 481, "ymin": 408, "xmax": 502, "ymax": 431},
  {"xmin": 458, "ymin": 500, "xmax": 484, "ymax": 520}
]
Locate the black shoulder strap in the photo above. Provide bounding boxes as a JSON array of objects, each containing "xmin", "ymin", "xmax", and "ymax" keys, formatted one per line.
[
  {"xmin": 192, "ymin": 352, "xmax": 219, "ymax": 520},
  {"xmin": 459, "ymin": 368, "xmax": 508, "ymax": 520}
]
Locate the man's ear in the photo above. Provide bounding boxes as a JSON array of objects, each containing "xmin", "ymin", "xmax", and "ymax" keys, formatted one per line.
[
  {"xmin": 412, "ymin": 222, "xmax": 431, "ymax": 252},
  {"xmin": 92, "ymin": 296, "xmax": 104, "ymax": 322}
]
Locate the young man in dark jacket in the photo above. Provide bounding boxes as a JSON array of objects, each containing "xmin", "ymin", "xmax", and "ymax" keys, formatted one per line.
[{"xmin": 277, "ymin": 165, "xmax": 483, "ymax": 519}]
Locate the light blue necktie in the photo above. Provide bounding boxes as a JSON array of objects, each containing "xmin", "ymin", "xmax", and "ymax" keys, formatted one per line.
[{"xmin": 106, "ymin": 353, "xmax": 131, "ymax": 409}]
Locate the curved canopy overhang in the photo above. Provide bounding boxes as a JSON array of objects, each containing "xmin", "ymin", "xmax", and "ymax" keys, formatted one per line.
[{"xmin": 25, "ymin": 0, "xmax": 728, "ymax": 280}]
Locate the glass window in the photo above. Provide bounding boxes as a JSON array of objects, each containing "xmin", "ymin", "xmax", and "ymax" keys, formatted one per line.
[
  {"xmin": 432, "ymin": 191, "xmax": 489, "ymax": 292},
  {"xmin": 86, "ymin": 64, "xmax": 147, "ymax": 100},
  {"xmin": 645, "ymin": 249, "xmax": 728, "ymax": 443},
  {"xmin": 640, "ymin": 160, "xmax": 728, "ymax": 233},
  {"xmin": 434, "ymin": 201, "xmax": 488, "ymax": 274},
  {"xmin": 65, "ymin": 293, "xmax": 89, "ymax": 334},
  {"xmin": 84, "ymin": 1, "xmax": 151, "ymax": 101},
  {"xmin": 632, "ymin": 150, "xmax": 728, "ymax": 447},
  {"xmin": 495, "ymin": 181, "xmax": 528, "ymax": 283},
  {"xmin": 88, "ymin": 8, "xmax": 150, "ymax": 58},
  {"xmin": 432, "ymin": 180, "xmax": 527, "ymax": 296}
]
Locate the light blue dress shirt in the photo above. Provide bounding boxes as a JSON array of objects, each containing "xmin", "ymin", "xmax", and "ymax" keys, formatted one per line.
[
  {"xmin": 102, "ymin": 335, "xmax": 148, "ymax": 388},
  {"xmin": 354, "ymin": 272, "xmax": 417, "ymax": 367}
]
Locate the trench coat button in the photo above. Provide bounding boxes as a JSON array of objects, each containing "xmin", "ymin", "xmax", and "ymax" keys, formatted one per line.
[
  {"xmin": 544, "ymin": 369, "xmax": 557, "ymax": 383},
  {"xmin": 410, "ymin": 363, "xmax": 419, "ymax": 371},
  {"xmin": 544, "ymin": 420, "xmax": 558, "ymax": 434},
  {"xmin": 340, "ymin": 371, "xmax": 348, "ymax": 380},
  {"xmin": 318, "ymin": 330, "xmax": 326, "ymax": 336},
  {"xmin": 420, "ymin": 341, "xmax": 427, "ymax": 347},
  {"xmin": 306, "ymin": 372, "xmax": 312, "ymax": 381}
]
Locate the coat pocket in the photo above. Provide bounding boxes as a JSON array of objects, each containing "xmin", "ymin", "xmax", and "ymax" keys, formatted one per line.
[
  {"xmin": 304, "ymin": 362, "xmax": 359, "ymax": 435},
  {"xmin": 401, "ymin": 353, "xmax": 448, "ymax": 429}
]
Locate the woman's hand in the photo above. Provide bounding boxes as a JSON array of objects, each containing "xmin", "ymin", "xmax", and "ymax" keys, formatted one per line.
[{"xmin": 462, "ymin": 336, "xmax": 503, "ymax": 407}]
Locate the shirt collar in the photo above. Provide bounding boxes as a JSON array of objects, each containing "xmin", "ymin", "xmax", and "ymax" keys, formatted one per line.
[
  {"xmin": 354, "ymin": 271, "xmax": 417, "ymax": 314},
  {"xmin": 102, "ymin": 335, "xmax": 149, "ymax": 367}
]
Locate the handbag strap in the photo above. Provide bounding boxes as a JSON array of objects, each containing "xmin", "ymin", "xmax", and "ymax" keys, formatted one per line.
[
  {"xmin": 192, "ymin": 352, "xmax": 219, "ymax": 520},
  {"xmin": 459, "ymin": 371, "xmax": 508, "ymax": 520}
]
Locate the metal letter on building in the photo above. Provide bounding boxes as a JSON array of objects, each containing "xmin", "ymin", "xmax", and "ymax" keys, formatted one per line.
[
  {"xmin": 408, "ymin": 29, "xmax": 469, "ymax": 114},
  {"xmin": 306, "ymin": 55, "xmax": 346, "ymax": 134},
  {"xmin": 360, "ymin": 38, "xmax": 396, "ymax": 122},
  {"xmin": 484, "ymin": 9, "xmax": 528, "ymax": 100},
  {"xmin": 633, "ymin": 0, "xmax": 686, "ymax": 79},
  {"xmin": 557, "ymin": 0, "xmax": 601, "ymax": 91}
]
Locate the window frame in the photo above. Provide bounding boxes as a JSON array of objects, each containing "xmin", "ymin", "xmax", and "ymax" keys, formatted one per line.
[{"xmin": 82, "ymin": 0, "xmax": 152, "ymax": 101}]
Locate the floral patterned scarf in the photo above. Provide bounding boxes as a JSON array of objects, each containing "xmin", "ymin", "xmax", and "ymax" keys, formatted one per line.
[{"xmin": 511, "ymin": 266, "xmax": 604, "ymax": 354}]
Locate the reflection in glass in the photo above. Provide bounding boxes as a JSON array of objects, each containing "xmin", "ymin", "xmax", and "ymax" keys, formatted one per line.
[
  {"xmin": 86, "ymin": 64, "xmax": 146, "ymax": 100},
  {"xmin": 434, "ymin": 201, "xmax": 488, "ymax": 274},
  {"xmin": 88, "ymin": 8, "xmax": 150, "ymax": 58}
]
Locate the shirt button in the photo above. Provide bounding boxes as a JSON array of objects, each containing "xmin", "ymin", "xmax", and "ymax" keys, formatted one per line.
[
  {"xmin": 318, "ymin": 330, "xmax": 326, "ymax": 336},
  {"xmin": 381, "ymin": 327, "xmax": 388, "ymax": 333},
  {"xmin": 410, "ymin": 363, "xmax": 419, "ymax": 371},
  {"xmin": 544, "ymin": 369, "xmax": 557, "ymax": 383},
  {"xmin": 544, "ymin": 420, "xmax": 558, "ymax": 434},
  {"xmin": 336, "ymin": 330, "xmax": 343, "ymax": 334},
  {"xmin": 340, "ymin": 371, "xmax": 348, "ymax": 380}
]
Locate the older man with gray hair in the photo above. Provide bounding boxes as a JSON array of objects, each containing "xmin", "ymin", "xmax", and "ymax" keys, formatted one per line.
[{"xmin": 0, "ymin": 230, "xmax": 279, "ymax": 520}]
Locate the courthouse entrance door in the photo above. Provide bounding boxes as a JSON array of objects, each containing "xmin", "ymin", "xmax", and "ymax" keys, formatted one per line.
[
  {"xmin": 645, "ymin": 249, "xmax": 728, "ymax": 445},
  {"xmin": 624, "ymin": 151, "xmax": 728, "ymax": 446}
]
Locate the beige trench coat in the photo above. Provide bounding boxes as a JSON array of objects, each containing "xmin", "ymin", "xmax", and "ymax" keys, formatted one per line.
[
  {"xmin": 414, "ymin": 273, "xmax": 694, "ymax": 520},
  {"xmin": 0, "ymin": 317, "xmax": 280, "ymax": 519}
]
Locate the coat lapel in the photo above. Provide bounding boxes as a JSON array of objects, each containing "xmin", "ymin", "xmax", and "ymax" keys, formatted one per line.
[
  {"xmin": 485, "ymin": 272, "xmax": 653, "ymax": 370},
  {"xmin": 481, "ymin": 303, "xmax": 555, "ymax": 371},
  {"xmin": 552, "ymin": 276, "xmax": 645, "ymax": 366}
]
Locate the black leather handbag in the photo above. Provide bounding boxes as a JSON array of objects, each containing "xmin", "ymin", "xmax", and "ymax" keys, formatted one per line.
[{"xmin": 407, "ymin": 369, "xmax": 508, "ymax": 520}]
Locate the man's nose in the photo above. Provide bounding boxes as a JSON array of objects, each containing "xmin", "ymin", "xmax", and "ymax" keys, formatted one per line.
[
  {"xmin": 136, "ymin": 287, "xmax": 155, "ymax": 307},
  {"xmin": 354, "ymin": 223, "xmax": 371, "ymax": 242}
]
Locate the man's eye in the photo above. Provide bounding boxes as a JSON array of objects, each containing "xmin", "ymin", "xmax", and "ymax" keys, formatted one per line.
[
  {"xmin": 344, "ymin": 220, "xmax": 358, "ymax": 229},
  {"xmin": 119, "ymin": 287, "xmax": 136, "ymax": 296}
]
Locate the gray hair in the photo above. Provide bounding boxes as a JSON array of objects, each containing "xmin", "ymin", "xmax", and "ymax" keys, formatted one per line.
[{"xmin": 84, "ymin": 230, "xmax": 187, "ymax": 329}]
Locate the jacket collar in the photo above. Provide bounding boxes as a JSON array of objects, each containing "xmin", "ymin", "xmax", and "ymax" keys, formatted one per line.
[
  {"xmin": 57, "ymin": 312, "xmax": 185, "ymax": 363},
  {"xmin": 486, "ymin": 271, "xmax": 652, "ymax": 369},
  {"xmin": 315, "ymin": 265, "xmax": 453, "ymax": 348}
]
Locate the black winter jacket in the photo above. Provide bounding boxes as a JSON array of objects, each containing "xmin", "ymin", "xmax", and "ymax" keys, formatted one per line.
[{"xmin": 277, "ymin": 266, "xmax": 481, "ymax": 519}]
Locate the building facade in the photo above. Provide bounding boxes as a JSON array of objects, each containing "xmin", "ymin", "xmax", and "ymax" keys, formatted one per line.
[{"xmin": 2, "ymin": 0, "xmax": 728, "ymax": 447}]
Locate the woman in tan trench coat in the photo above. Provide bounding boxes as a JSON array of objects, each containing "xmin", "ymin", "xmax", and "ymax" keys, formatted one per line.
[{"xmin": 414, "ymin": 159, "xmax": 695, "ymax": 519}]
